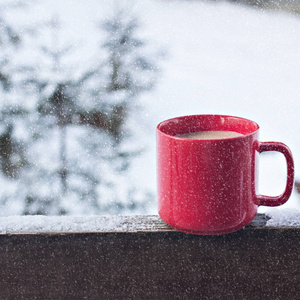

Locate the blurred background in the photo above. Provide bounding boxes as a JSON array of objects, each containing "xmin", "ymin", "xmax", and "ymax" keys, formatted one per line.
[{"xmin": 0, "ymin": 0, "xmax": 299, "ymax": 216}]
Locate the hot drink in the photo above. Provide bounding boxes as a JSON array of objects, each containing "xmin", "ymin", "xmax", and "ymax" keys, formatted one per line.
[
  {"xmin": 157, "ymin": 114, "xmax": 294, "ymax": 235},
  {"xmin": 176, "ymin": 130, "xmax": 243, "ymax": 140}
]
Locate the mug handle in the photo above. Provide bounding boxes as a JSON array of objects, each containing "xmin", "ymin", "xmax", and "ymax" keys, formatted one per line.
[{"xmin": 257, "ymin": 142, "xmax": 294, "ymax": 206}]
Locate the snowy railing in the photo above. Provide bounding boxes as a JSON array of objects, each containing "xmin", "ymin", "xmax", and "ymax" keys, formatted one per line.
[{"xmin": 0, "ymin": 211, "xmax": 300, "ymax": 299}]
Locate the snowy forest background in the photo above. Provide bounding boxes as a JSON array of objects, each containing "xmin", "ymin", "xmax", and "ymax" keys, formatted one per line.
[{"xmin": 1, "ymin": 0, "xmax": 300, "ymax": 216}]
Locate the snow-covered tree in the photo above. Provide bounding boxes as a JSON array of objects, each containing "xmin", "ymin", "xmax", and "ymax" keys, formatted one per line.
[
  {"xmin": 75, "ymin": 8, "xmax": 159, "ymax": 213},
  {"xmin": 0, "ymin": 6, "xmax": 20, "ymax": 91},
  {"xmin": 0, "ymin": 2, "xmax": 37, "ymax": 216},
  {"xmin": 0, "ymin": 3, "xmax": 30, "ymax": 181},
  {"xmin": 18, "ymin": 18, "xmax": 94, "ymax": 215}
]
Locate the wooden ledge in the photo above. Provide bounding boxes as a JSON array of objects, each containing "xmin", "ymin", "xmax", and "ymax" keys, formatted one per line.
[{"xmin": 1, "ymin": 213, "xmax": 300, "ymax": 299}]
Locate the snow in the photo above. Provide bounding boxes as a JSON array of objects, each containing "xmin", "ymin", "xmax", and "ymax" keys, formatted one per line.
[
  {"xmin": 0, "ymin": 214, "xmax": 163, "ymax": 234},
  {"xmin": 0, "ymin": 215, "xmax": 125, "ymax": 234},
  {"xmin": 265, "ymin": 208, "xmax": 300, "ymax": 227},
  {"xmin": 1, "ymin": 0, "xmax": 300, "ymax": 217},
  {"xmin": 1, "ymin": 208, "xmax": 300, "ymax": 233}
]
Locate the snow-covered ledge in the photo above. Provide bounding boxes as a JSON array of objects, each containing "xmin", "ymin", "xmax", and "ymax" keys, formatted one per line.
[
  {"xmin": 0, "ymin": 209, "xmax": 299, "ymax": 234},
  {"xmin": 0, "ymin": 214, "xmax": 172, "ymax": 234},
  {"xmin": 1, "ymin": 210, "xmax": 300, "ymax": 299}
]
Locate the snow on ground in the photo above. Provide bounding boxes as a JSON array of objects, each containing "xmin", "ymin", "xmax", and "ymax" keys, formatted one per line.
[{"xmin": 5, "ymin": 0, "xmax": 300, "ymax": 216}]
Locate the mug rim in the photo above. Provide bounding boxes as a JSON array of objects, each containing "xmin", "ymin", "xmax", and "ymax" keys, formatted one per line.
[{"xmin": 157, "ymin": 114, "xmax": 260, "ymax": 141}]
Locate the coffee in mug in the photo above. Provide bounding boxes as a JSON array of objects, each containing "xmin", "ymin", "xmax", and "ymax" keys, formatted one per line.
[
  {"xmin": 157, "ymin": 114, "xmax": 294, "ymax": 235},
  {"xmin": 176, "ymin": 130, "xmax": 243, "ymax": 140}
]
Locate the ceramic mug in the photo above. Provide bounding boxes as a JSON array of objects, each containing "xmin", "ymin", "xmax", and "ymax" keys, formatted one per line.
[{"xmin": 157, "ymin": 115, "xmax": 294, "ymax": 235}]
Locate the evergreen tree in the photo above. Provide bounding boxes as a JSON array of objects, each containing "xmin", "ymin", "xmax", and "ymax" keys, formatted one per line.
[
  {"xmin": 0, "ymin": 3, "xmax": 29, "ymax": 181},
  {"xmin": 20, "ymin": 18, "xmax": 91, "ymax": 215},
  {"xmin": 0, "ymin": 2, "xmax": 36, "ymax": 215},
  {"xmin": 76, "ymin": 8, "xmax": 159, "ymax": 213},
  {"xmin": 0, "ymin": 7, "xmax": 20, "ymax": 91}
]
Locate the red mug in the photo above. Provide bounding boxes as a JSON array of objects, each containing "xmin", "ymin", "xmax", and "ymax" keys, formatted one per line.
[{"xmin": 157, "ymin": 115, "xmax": 294, "ymax": 235}]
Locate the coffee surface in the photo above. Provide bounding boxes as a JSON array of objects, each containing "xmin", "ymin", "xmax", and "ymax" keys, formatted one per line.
[{"xmin": 176, "ymin": 130, "xmax": 243, "ymax": 140}]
